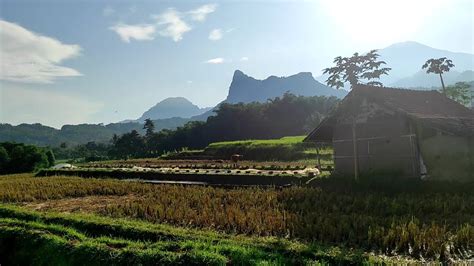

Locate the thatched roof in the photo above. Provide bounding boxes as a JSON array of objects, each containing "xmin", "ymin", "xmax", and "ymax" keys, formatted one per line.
[{"xmin": 305, "ymin": 84, "xmax": 474, "ymax": 142}]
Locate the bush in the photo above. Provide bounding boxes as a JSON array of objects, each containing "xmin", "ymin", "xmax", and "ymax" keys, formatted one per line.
[{"xmin": 0, "ymin": 142, "xmax": 54, "ymax": 174}]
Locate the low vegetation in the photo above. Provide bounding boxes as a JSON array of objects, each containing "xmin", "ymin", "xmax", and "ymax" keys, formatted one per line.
[
  {"xmin": 0, "ymin": 174, "xmax": 472, "ymax": 262},
  {"xmin": 202, "ymin": 136, "xmax": 332, "ymax": 161},
  {"xmin": 0, "ymin": 204, "xmax": 392, "ymax": 265}
]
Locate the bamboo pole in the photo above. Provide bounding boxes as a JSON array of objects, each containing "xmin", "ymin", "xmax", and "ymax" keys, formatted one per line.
[{"xmin": 352, "ymin": 119, "xmax": 359, "ymax": 181}]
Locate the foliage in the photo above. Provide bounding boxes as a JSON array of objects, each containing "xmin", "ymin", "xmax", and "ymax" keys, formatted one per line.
[
  {"xmin": 109, "ymin": 94, "xmax": 339, "ymax": 159},
  {"xmin": 0, "ymin": 174, "xmax": 472, "ymax": 260},
  {"xmin": 323, "ymin": 50, "xmax": 391, "ymax": 89},
  {"xmin": 0, "ymin": 142, "xmax": 54, "ymax": 174},
  {"xmin": 422, "ymin": 57, "xmax": 455, "ymax": 92},
  {"xmin": 52, "ymin": 141, "xmax": 111, "ymax": 161},
  {"xmin": 143, "ymin": 118, "xmax": 155, "ymax": 137},
  {"xmin": 443, "ymin": 82, "xmax": 472, "ymax": 106},
  {"xmin": 109, "ymin": 130, "xmax": 145, "ymax": 159}
]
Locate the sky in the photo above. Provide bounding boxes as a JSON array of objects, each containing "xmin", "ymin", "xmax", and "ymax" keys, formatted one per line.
[{"xmin": 0, "ymin": 0, "xmax": 473, "ymax": 128}]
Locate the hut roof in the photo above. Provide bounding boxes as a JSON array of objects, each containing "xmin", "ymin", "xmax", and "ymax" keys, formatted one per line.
[{"xmin": 305, "ymin": 84, "xmax": 474, "ymax": 142}]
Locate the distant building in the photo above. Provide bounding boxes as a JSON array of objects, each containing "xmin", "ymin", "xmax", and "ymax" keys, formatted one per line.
[{"xmin": 304, "ymin": 84, "xmax": 474, "ymax": 181}]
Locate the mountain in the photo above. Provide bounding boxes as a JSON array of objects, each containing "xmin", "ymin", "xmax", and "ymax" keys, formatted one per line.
[
  {"xmin": 377, "ymin": 41, "xmax": 474, "ymax": 86},
  {"xmin": 137, "ymin": 97, "xmax": 211, "ymax": 121},
  {"xmin": 192, "ymin": 70, "xmax": 347, "ymax": 121},
  {"xmin": 226, "ymin": 70, "xmax": 346, "ymax": 103},
  {"xmin": 392, "ymin": 70, "xmax": 474, "ymax": 88}
]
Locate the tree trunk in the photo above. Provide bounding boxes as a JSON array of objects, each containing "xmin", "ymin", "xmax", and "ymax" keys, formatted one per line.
[{"xmin": 439, "ymin": 73, "xmax": 446, "ymax": 94}]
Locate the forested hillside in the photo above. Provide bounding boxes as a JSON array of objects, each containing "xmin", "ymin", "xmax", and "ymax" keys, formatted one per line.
[
  {"xmin": 0, "ymin": 118, "xmax": 190, "ymax": 147},
  {"xmin": 110, "ymin": 93, "xmax": 339, "ymax": 159}
]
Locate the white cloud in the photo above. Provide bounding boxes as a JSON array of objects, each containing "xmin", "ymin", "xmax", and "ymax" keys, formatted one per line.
[
  {"xmin": 240, "ymin": 57, "xmax": 249, "ymax": 61},
  {"xmin": 188, "ymin": 4, "xmax": 217, "ymax": 22},
  {"xmin": 205, "ymin": 57, "xmax": 224, "ymax": 64},
  {"xmin": 109, "ymin": 23, "xmax": 156, "ymax": 43},
  {"xmin": 0, "ymin": 85, "xmax": 103, "ymax": 128},
  {"xmin": 0, "ymin": 20, "xmax": 82, "ymax": 84},
  {"xmin": 208, "ymin": 28, "xmax": 222, "ymax": 41},
  {"xmin": 103, "ymin": 6, "xmax": 115, "ymax": 16},
  {"xmin": 153, "ymin": 9, "xmax": 191, "ymax": 42},
  {"xmin": 109, "ymin": 4, "xmax": 216, "ymax": 43}
]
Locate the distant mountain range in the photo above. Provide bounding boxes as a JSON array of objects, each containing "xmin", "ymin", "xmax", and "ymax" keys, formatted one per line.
[
  {"xmin": 192, "ymin": 70, "xmax": 346, "ymax": 120},
  {"xmin": 378, "ymin": 41, "xmax": 474, "ymax": 86},
  {"xmin": 316, "ymin": 41, "xmax": 474, "ymax": 88},
  {"xmin": 0, "ymin": 118, "xmax": 191, "ymax": 147},
  {"xmin": 392, "ymin": 70, "xmax": 474, "ymax": 88},
  {"xmin": 226, "ymin": 70, "xmax": 346, "ymax": 103},
  {"xmin": 1, "ymin": 41, "xmax": 473, "ymax": 147}
]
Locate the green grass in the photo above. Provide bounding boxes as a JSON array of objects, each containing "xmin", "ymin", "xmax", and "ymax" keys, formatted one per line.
[
  {"xmin": 208, "ymin": 136, "xmax": 307, "ymax": 147},
  {"xmin": 204, "ymin": 136, "xmax": 332, "ymax": 162},
  {"xmin": 0, "ymin": 204, "xmax": 389, "ymax": 265}
]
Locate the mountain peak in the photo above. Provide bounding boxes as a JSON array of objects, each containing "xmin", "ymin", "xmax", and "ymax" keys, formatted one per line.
[
  {"xmin": 226, "ymin": 70, "xmax": 346, "ymax": 103},
  {"xmin": 385, "ymin": 41, "xmax": 431, "ymax": 49},
  {"xmin": 231, "ymin": 69, "xmax": 254, "ymax": 82},
  {"xmin": 137, "ymin": 97, "xmax": 210, "ymax": 121},
  {"xmin": 293, "ymin": 72, "xmax": 314, "ymax": 80}
]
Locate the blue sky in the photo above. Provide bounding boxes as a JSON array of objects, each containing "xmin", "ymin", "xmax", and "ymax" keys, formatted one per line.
[{"xmin": 1, "ymin": 0, "xmax": 473, "ymax": 128}]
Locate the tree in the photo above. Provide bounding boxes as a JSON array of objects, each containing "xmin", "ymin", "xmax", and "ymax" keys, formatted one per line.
[
  {"xmin": 443, "ymin": 82, "xmax": 471, "ymax": 106},
  {"xmin": 110, "ymin": 130, "xmax": 145, "ymax": 159},
  {"xmin": 45, "ymin": 149, "xmax": 55, "ymax": 167},
  {"xmin": 323, "ymin": 50, "xmax": 391, "ymax": 89},
  {"xmin": 422, "ymin": 57, "xmax": 454, "ymax": 93},
  {"xmin": 0, "ymin": 146, "xmax": 10, "ymax": 172},
  {"xmin": 143, "ymin": 118, "xmax": 155, "ymax": 138}
]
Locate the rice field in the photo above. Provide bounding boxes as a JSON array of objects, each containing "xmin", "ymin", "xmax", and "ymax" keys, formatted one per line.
[{"xmin": 0, "ymin": 173, "xmax": 472, "ymax": 263}]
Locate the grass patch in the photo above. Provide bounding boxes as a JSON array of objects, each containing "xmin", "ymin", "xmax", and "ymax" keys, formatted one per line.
[
  {"xmin": 0, "ymin": 204, "xmax": 388, "ymax": 265},
  {"xmin": 203, "ymin": 136, "xmax": 332, "ymax": 161}
]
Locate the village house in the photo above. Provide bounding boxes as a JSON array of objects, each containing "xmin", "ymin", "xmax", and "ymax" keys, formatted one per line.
[{"xmin": 304, "ymin": 84, "xmax": 474, "ymax": 181}]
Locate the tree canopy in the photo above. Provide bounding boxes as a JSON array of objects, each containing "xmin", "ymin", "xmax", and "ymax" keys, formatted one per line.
[
  {"xmin": 0, "ymin": 142, "xmax": 55, "ymax": 174},
  {"xmin": 323, "ymin": 50, "xmax": 391, "ymax": 89},
  {"xmin": 422, "ymin": 57, "xmax": 454, "ymax": 93},
  {"xmin": 443, "ymin": 82, "xmax": 472, "ymax": 106}
]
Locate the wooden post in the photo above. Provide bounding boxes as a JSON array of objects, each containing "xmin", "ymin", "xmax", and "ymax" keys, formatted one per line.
[
  {"xmin": 316, "ymin": 143, "xmax": 321, "ymax": 168},
  {"xmin": 352, "ymin": 119, "xmax": 359, "ymax": 181}
]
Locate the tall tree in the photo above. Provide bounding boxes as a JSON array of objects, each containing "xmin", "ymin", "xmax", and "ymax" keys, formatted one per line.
[
  {"xmin": 422, "ymin": 57, "xmax": 454, "ymax": 93},
  {"xmin": 323, "ymin": 50, "xmax": 391, "ymax": 89},
  {"xmin": 143, "ymin": 119, "xmax": 155, "ymax": 138}
]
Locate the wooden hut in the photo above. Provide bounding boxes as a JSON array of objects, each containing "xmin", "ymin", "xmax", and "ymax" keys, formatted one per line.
[{"xmin": 304, "ymin": 84, "xmax": 474, "ymax": 181}]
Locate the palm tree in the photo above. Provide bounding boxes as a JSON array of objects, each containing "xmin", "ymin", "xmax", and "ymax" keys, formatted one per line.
[
  {"xmin": 323, "ymin": 50, "xmax": 391, "ymax": 89},
  {"xmin": 422, "ymin": 57, "xmax": 454, "ymax": 94}
]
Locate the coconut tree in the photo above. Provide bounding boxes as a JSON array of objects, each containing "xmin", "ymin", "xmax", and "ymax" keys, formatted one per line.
[
  {"xmin": 422, "ymin": 57, "xmax": 454, "ymax": 94},
  {"xmin": 323, "ymin": 50, "xmax": 391, "ymax": 89}
]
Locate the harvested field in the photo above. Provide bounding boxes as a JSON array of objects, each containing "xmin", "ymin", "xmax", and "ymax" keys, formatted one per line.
[{"xmin": 1, "ymin": 173, "xmax": 473, "ymax": 261}]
